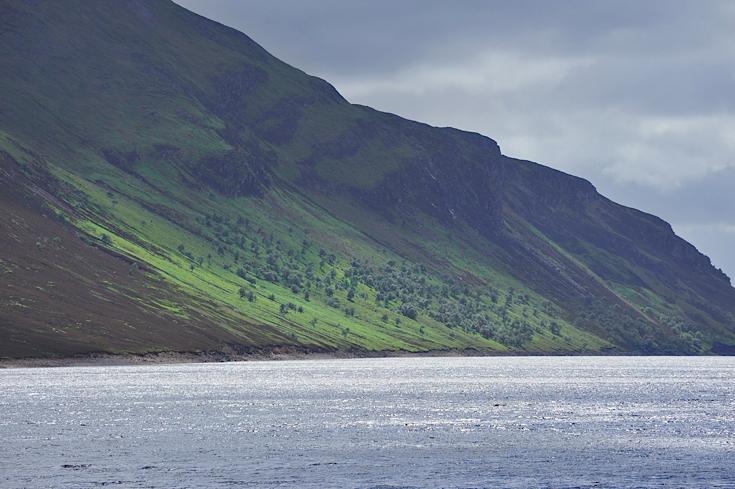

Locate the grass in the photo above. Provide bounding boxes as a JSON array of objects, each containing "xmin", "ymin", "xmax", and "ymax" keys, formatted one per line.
[
  {"xmin": 45, "ymin": 153, "xmax": 611, "ymax": 354},
  {"xmin": 1, "ymin": 0, "xmax": 732, "ymax": 357}
]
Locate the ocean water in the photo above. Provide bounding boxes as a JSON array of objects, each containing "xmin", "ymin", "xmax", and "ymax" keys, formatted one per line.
[{"xmin": 0, "ymin": 356, "xmax": 733, "ymax": 488}]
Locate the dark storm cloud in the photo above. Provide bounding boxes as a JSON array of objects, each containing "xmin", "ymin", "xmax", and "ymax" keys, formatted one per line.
[{"xmin": 176, "ymin": 0, "xmax": 735, "ymax": 278}]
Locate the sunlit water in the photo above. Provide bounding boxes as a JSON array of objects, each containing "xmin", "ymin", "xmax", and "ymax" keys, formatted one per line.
[{"xmin": 1, "ymin": 357, "xmax": 734, "ymax": 488}]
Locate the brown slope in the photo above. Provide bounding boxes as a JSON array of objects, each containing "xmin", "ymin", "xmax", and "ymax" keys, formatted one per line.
[{"xmin": 0, "ymin": 155, "xmax": 286, "ymax": 358}]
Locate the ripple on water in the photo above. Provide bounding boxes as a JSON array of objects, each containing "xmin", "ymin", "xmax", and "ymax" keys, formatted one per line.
[{"xmin": 0, "ymin": 356, "xmax": 734, "ymax": 488}]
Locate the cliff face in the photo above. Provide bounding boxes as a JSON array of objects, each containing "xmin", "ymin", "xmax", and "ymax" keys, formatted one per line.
[{"xmin": 0, "ymin": 0, "xmax": 733, "ymax": 358}]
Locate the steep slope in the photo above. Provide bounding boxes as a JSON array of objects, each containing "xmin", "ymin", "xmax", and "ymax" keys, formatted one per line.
[{"xmin": 0, "ymin": 0, "xmax": 733, "ymax": 359}]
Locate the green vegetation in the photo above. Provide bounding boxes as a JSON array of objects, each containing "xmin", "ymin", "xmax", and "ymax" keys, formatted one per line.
[{"xmin": 0, "ymin": 0, "xmax": 733, "ymax": 358}]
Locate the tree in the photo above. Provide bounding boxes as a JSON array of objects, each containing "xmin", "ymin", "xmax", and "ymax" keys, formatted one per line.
[
  {"xmin": 549, "ymin": 321, "xmax": 561, "ymax": 336},
  {"xmin": 279, "ymin": 303, "xmax": 289, "ymax": 315},
  {"xmin": 399, "ymin": 303, "xmax": 418, "ymax": 320},
  {"xmin": 347, "ymin": 288, "xmax": 355, "ymax": 302},
  {"xmin": 100, "ymin": 233, "xmax": 112, "ymax": 246}
]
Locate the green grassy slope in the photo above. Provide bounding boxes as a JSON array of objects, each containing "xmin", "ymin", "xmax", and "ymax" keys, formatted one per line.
[{"xmin": 0, "ymin": 0, "xmax": 733, "ymax": 358}]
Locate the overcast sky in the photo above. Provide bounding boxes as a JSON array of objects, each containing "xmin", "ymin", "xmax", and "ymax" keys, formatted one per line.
[{"xmin": 177, "ymin": 0, "xmax": 735, "ymax": 281}]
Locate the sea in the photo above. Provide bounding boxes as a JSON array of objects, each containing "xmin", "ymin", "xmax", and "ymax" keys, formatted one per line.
[{"xmin": 1, "ymin": 356, "xmax": 733, "ymax": 488}]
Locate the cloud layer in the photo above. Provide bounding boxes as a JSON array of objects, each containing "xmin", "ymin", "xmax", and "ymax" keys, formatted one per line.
[{"xmin": 177, "ymin": 0, "xmax": 735, "ymax": 279}]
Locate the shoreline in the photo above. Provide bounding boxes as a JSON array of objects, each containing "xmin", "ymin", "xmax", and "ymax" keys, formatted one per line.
[
  {"xmin": 2, "ymin": 346, "xmax": 725, "ymax": 369},
  {"xmin": 0, "ymin": 347, "xmax": 517, "ymax": 369}
]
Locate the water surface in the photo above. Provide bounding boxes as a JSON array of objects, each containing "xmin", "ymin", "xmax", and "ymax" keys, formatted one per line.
[{"xmin": 1, "ymin": 356, "xmax": 733, "ymax": 488}]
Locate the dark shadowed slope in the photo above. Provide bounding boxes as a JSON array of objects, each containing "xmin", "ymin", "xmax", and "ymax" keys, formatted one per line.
[{"xmin": 1, "ymin": 0, "xmax": 733, "ymax": 358}]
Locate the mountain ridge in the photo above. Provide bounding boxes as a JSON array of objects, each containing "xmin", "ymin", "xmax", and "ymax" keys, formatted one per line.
[{"xmin": 1, "ymin": 0, "xmax": 733, "ymax": 359}]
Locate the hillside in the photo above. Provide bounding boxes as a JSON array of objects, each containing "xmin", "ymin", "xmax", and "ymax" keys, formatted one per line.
[{"xmin": 1, "ymin": 0, "xmax": 734, "ymax": 359}]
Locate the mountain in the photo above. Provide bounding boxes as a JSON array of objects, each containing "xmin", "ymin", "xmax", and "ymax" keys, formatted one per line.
[{"xmin": 1, "ymin": 0, "xmax": 733, "ymax": 359}]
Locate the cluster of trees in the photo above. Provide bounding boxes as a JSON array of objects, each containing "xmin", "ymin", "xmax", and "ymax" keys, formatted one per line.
[
  {"xmin": 574, "ymin": 298, "xmax": 706, "ymax": 353},
  {"xmin": 658, "ymin": 313, "xmax": 705, "ymax": 353},
  {"xmin": 175, "ymin": 211, "xmax": 567, "ymax": 347},
  {"xmin": 345, "ymin": 260, "xmax": 547, "ymax": 344}
]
